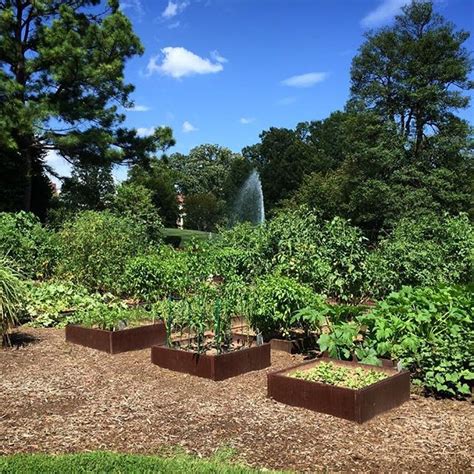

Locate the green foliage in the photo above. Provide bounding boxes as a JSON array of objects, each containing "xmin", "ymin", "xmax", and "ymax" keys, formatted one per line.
[
  {"xmin": 111, "ymin": 182, "xmax": 163, "ymax": 242},
  {"xmin": 169, "ymin": 144, "xmax": 242, "ymax": 199},
  {"xmin": 24, "ymin": 281, "xmax": 113, "ymax": 328},
  {"xmin": 57, "ymin": 211, "xmax": 150, "ymax": 292},
  {"xmin": 350, "ymin": 0, "xmax": 472, "ymax": 155},
  {"xmin": 243, "ymin": 127, "xmax": 314, "ymax": 212},
  {"xmin": 126, "ymin": 158, "xmax": 179, "ymax": 227},
  {"xmin": 59, "ymin": 163, "xmax": 115, "ymax": 212},
  {"xmin": 184, "ymin": 192, "xmax": 223, "ymax": 231},
  {"xmin": 216, "ymin": 208, "xmax": 369, "ymax": 300},
  {"xmin": 160, "ymin": 293, "xmax": 234, "ymax": 354},
  {"xmin": 123, "ymin": 248, "xmax": 191, "ymax": 301},
  {"xmin": 367, "ymin": 214, "xmax": 474, "ymax": 298},
  {"xmin": 0, "ymin": 0, "xmax": 170, "ymax": 211},
  {"xmin": 0, "ymin": 212, "xmax": 59, "ymax": 279},
  {"xmin": 72, "ymin": 304, "xmax": 152, "ymax": 331},
  {"xmin": 0, "ymin": 451, "xmax": 264, "ymax": 474},
  {"xmin": 250, "ymin": 274, "xmax": 319, "ymax": 339},
  {"xmin": 361, "ymin": 285, "xmax": 474, "ymax": 397},
  {"xmin": 291, "ymin": 361, "xmax": 387, "ymax": 389},
  {"xmin": 0, "ymin": 259, "xmax": 25, "ymax": 345}
]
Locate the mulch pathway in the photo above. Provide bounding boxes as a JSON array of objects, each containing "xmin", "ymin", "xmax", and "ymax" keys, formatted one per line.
[{"xmin": 1, "ymin": 328, "xmax": 473, "ymax": 472}]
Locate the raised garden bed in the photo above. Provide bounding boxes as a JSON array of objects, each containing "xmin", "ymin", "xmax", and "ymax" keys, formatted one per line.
[
  {"xmin": 267, "ymin": 357, "xmax": 410, "ymax": 423},
  {"xmin": 151, "ymin": 338, "xmax": 271, "ymax": 381},
  {"xmin": 65, "ymin": 322, "xmax": 166, "ymax": 354}
]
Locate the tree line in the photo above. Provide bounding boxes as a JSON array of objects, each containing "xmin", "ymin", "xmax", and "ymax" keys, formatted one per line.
[{"xmin": 0, "ymin": 0, "xmax": 472, "ymax": 236}]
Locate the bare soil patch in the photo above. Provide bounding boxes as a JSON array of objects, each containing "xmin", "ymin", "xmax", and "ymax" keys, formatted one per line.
[{"xmin": 1, "ymin": 328, "xmax": 473, "ymax": 472}]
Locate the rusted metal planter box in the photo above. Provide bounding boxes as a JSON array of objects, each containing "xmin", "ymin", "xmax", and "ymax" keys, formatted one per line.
[
  {"xmin": 151, "ymin": 342, "xmax": 271, "ymax": 381},
  {"xmin": 270, "ymin": 335, "xmax": 316, "ymax": 354},
  {"xmin": 267, "ymin": 357, "xmax": 410, "ymax": 423},
  {"xmin": 65, "ymin": 322, "xmax": 166, "ymax": 354}
]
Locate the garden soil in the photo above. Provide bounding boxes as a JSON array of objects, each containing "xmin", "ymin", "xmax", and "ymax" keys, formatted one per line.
[{"xmin": 0, "ymin": 328, "xmax": 472, "ymax": 472}]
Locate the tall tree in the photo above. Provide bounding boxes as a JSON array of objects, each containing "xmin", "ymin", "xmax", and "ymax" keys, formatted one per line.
[
  {"xmin": 350, "ymin": 0, "xmax": 472, "ymax": 156},
  {"xmin": 168, "ymin": 144, "xmax": 242, "ymax": 199},
  {"xmin": 127, "ymin": 158, "xmax": 179, "ymax": 227},
  {"xmin": 242, "ymin": 128, "xmax": 313, "ymax": 212},
  {"xmin": 60, "ymin": 162, "xmax": 115, "ymax": 211},
  {"xmin": 0, "ymin": 0, "xmax": 166, "ymax": 211}
]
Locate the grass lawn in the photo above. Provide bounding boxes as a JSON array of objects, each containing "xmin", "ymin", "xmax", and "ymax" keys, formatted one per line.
[
  {"xmin": 0, "ymin": 451, "xmax": 276, "ymax": 474},
  {"xmin": 162, "ymin": 227, "xmax": 217, "ymax": 247}
]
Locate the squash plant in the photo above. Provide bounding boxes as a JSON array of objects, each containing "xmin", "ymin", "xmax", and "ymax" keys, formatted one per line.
[{"xmin": 360, "ymin": 285, "xmax": 473, "ymax": 397}]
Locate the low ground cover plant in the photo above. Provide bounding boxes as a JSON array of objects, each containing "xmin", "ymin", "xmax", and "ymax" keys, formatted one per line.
[
  {"xmin": 291, "ymin": 361, "xmax": 388, "ymax": 389},
  {"xmin": 23, "ymin": 281, "xmax": 115, "ymax": 328}
]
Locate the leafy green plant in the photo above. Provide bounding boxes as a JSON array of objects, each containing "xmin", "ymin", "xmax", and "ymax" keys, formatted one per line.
[
  {"xmin": 291, "ymin": 361, "xmax": 387, "ymax": 389},
  {"xmin": 367, "ymin": 214, "xmax": 474, "ymax": 298},
  {"xmin": 122, "ymin": 248, "xmax": 192, "ymax": 301},
  {"xmin": 360, "ymin": 285, "xmax": 474, "ymax": 397},
  {"xmin": 57, "ymin": 211, "xmax": 150, "ymax": 292},
  {"xmin": 111, "ymin": 182, "xmax": 163, "ymax": 242},
  {"xmin": 24, "ymin": 281, "xmax": 114, "ymax": 328},
  {"xmin": 0, "ymin": 212, "xmax": 59, "ymax": 279},
  {"xmin": 0, "ymin": 259, "xmax": 25, "ymax": 346},
  {"xmin": 72, "ymin": 304, "xmax": 152, "ymax": 331},
  {"xmin": 249, "ymin": 274, "xmax": 319, "ymax": 339}
]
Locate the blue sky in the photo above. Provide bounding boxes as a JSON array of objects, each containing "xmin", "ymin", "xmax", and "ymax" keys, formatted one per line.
[{"xmin": 48, "ymin": 0, "xmax": 474, "ymax": 181}]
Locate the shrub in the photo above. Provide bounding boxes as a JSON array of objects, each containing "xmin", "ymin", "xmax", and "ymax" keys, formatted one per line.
[
  {"xmin": 361, "ymin": 285, "xmax": 474, "ymax": 397},
  {"xmin": 57, "ymin": 211, "xmax": 151, "ymax": 292},
  {"xmin": 111, "ymin": 182, "xmax": 163, "ymax": 242},
  {"xmin": 249, "ymin": 274, "xmax": 320, "ymax": 339},
  {"xmin": 267, "ymin": 209, "xmax": 369, "ymax": 301},
  {"xmin": 0, "ymin": 259, "xmax": 25, "ymax": 345},
  {"xmin": 122, "ymin": 248, "xmax": 191, "ymax": 301},
  {"xmin": 367, "ymin": 214, "xmax": 474, "ymax": 298},
  {"xmin": 0, "ymin": 211, "xmax": 58, "ymax": 279}
]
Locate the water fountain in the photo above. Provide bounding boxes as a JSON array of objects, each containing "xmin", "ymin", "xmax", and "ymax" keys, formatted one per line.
[{"xmin": 232, "ymin": 170, "xmax": 265, "ymax": 225}]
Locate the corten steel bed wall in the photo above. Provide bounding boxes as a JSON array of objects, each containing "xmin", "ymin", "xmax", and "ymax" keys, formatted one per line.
[
  {"xmin": 65, "ymin": 323, "xmax": 166, "ymax": 354},
  {"xmin": 151, "ymin": 342, "xmax": 271, "ymax": 381},
  {"xmin": 267, "ymin": 357, "xmax": 410, "ymax": 423}
]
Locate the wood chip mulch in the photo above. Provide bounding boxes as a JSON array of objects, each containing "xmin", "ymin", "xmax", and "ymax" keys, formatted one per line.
[{"xmin": 0, "ymin": 328, "xmax": 473, "ymax": 472}]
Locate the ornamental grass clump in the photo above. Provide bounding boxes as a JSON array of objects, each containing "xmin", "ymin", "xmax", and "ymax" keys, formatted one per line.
[{"xmin": 291, "ymin": 361, "xmax": 388, "ymax": 389}]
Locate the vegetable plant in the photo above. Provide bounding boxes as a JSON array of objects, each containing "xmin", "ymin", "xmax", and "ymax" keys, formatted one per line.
[{"xmin": 291, "ymin": 361, "xmax": 388, "ymax": 389}]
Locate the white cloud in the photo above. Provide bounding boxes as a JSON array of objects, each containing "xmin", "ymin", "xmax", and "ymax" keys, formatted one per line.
[
  {"xmin": 146, "ymin": 47, "xmax": 224, "ymax": 79},
  {"xmin": 210, "ymin": 50, "xmax": 228, "ymax": 64},
  {"xmin": 281, "ymin": 72, "xmax": 328, "ymax": 88},
  {"xmin": 239, "ymin": 117, "xmax": 255, "ymax": 124},
  {"xmin": 136, "ymin": 127, "xmax": 155, "ymax": 137},
  {"xmin": 182, "ymin": 121, "xmax": 198, "ymax": 133},
  {"xmin": 361, "ymin": 0, "xmax": 409, "ymax": 28},
  {"xmin": 120, "ymin": 0, "xmax": 144, "ymax": 18},
  {"xmin": 126, "ymin": 104, "xmax": 150, "ymax": 112},
  {"xmin": 162, "ymin": 1, "xmax": 189, "ymax": 19},
  {"xmin": 168, "ymin": 21, "xmax": 181, "ymax": 29}
]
